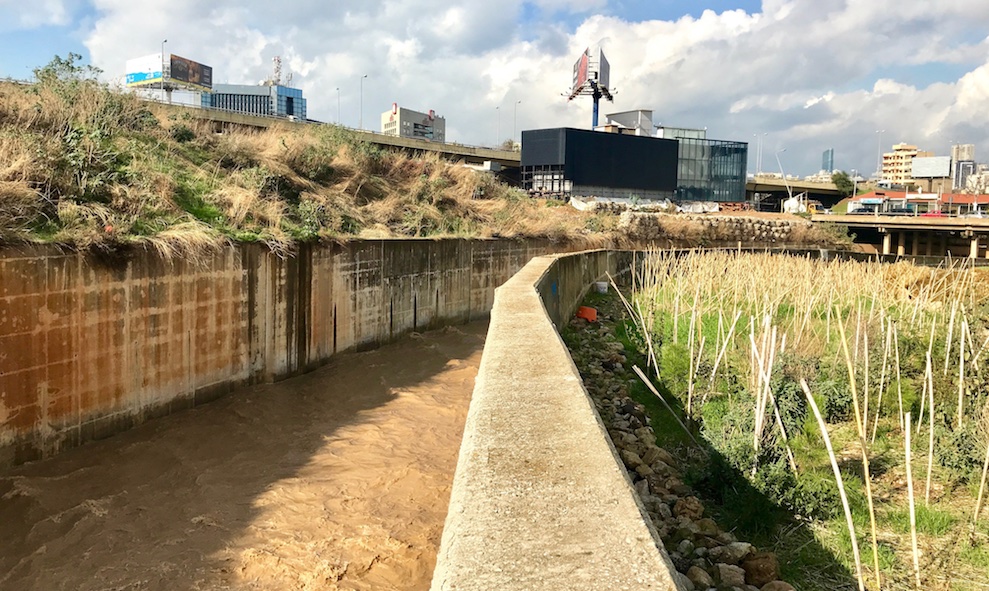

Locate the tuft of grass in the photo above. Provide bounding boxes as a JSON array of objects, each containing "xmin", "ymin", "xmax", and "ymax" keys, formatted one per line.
[{"xmin": 886, "ymin": 504, "xmax": 958, "ymax": 536}]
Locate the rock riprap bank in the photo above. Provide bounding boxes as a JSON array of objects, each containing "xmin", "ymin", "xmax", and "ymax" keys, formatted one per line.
[
  {"xmin": 565, "ymin": 309, "xmax": 796, "ymax": 591},
  {"xmin": 618, "ymin": 212, "xmax": 815, "ymax": 246}
]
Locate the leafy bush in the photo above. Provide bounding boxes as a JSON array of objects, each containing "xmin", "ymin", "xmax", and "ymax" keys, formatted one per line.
[{"xmin": 170, "ymin": 124, "xmax": 195, "ymax": 143}]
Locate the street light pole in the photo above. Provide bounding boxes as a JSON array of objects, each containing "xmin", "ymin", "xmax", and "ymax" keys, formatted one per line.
[
  {"xmin": 776, "ymin": 148, "xmax": 793, "ymax": 208},
  {"xmin": 759, "ymin": 133, "xmax": 767, "ymax": 174},
  {"xmin": 876, "ymin": 129, "xmax": 885, "ymax": 180},
  {"xmin": 160, "ymin": 39, "xmax": 167, "ymax": 102},
  {"xmin": 336, "ymin": 87, "xmax": 340, "ymax": 124},
  {"xmin": 359, "ymin": 74, "xmax": 368, "ymax": 130},
  {"xmin": 752, "ymin": 134, "xmax": 757, "ymax": 174},
  {"xmin": 496, "ymin": 106, "xmax": 501, "ymax": 147},
  {"xmin": 851, "ymin": 169, "xmax": 858, "ymax": 198},
  {"xmin": 513, "ymin": 100, "xmax": 521, "ymax": 148}
]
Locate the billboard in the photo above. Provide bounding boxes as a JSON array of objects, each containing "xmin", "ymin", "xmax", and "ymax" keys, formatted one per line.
[
  {"xmin": 597, "ymin": 48, "xmax": 610, "ymax": 89},
  {"xmin": 169, "ymin": 54, "xmax": 213, "ymax": 91},
  {"xmin": 912, "ymin": 156, "xmax": 951, "ymax": 178},
  {"xmin": 125, "ymin": 54, "xmax": 163, "ymax": 87},
  {"xmin": 570, "ymin": 47, "xmax": 610, "ymax": 96},
  {"xmin": 572, "ymin": 49, "xmax": 589, "ymax": 95}
]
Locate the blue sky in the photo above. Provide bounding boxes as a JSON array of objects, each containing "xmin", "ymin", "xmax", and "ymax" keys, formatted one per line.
[{"xmin": 2, "ymin": 0, "xmax": 989, "ymax": 176}]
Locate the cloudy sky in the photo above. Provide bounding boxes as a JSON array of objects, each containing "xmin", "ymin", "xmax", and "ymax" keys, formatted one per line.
[{"xmin": 1, "ymin": 0, "xmax": 988, "ymax": 176}]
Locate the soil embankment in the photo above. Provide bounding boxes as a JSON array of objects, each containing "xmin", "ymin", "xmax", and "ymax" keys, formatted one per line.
[{"xmin": 0, "ymin": 322, "xmax": 486, "ymax": 591}]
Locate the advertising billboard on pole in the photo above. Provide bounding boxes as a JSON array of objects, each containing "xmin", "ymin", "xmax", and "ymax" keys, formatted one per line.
[
  {"xmin": 912, "ymin": 156, "xmax": 951, "ymax": 178},
  {"xmin": 597, "ymin": 48, "xmax": 610, "ymax": 89},
  {"xmin": 125, "ymin": 54, "xmax": 163, "ymax": 87},
  {"xmin": 169, "ymin": 55, "xmax": 213, "ymax": 91},
  {"xmin": 572, "ymin": 48, "xmax": 589, "ymax": 96}
]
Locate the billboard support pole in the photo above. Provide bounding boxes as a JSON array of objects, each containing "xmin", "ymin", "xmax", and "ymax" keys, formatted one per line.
[{"xmin": 591, "ymin": 81, "xmax": 601, "ymax": 128}]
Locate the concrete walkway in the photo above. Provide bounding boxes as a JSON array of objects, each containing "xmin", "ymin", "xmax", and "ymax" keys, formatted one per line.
[{"xmin": 431, "ymin": 255, "xmax": 681, "ymax": 590}]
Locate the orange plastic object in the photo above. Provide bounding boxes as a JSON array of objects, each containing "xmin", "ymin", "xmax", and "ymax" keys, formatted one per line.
[{"xmin": 576, "ymin": 306, "xmax": 598, "ymax": 322}]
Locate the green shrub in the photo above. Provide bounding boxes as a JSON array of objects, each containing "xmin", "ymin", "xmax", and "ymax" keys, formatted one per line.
[{"xmin": 170, "ymin": 124, "xmax": 195, "ymax": 143}]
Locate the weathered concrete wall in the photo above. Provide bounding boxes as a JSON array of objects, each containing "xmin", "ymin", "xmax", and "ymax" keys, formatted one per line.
[
  {"xmin": 0, "ymin": 239, "xmax": 562, "ymax": 467},
  {"xmin": 431, "ymin": 251, "xmax": 681, "ymax": 591}
]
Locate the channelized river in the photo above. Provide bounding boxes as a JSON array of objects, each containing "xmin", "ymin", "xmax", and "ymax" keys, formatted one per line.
[{"xmin": 0, "ymin": 322, "xmax": 486, "ymax": 591}]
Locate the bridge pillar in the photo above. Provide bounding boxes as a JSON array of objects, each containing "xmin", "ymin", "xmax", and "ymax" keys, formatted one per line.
[
  {"xmin": 912, "ymin": 232, "xmax": 920, "ymax": 256},
  {"xmin": 971, "ymin": 236, "xmax": 980, "ymax": 259},
  {"xmin": 941, "ymin": 235, "xmax": 949, "ymax": 257},
  {"xmin": 925, "ymin": 234, "xmax": 933, "ymax": 256},
  {"xmin": 882, "ymin": 233, "xmax": 892, "ymax": 255},
  {"xmin": 896, "ymin": 233, "xmax": 906, "ymax": 257}
]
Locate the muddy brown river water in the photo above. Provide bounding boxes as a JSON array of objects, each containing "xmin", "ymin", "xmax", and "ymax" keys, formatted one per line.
[{"xmin": 0, "ymin": 322, "xmax": 486, "ymax": 591}]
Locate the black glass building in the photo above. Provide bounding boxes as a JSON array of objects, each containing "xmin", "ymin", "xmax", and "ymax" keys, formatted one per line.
[{"xmin": 675, "ymin": 138, "xmax": 748, "ymax": 202}]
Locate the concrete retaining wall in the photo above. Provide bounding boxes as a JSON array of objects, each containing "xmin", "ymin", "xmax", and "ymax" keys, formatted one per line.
[
  {"xmin": 431, "ymin": 251, "xmax": 681, "ymax": 591},
  {"xmin": 0, "ymin": 239, "xmax": 565, "ymax": 467}
]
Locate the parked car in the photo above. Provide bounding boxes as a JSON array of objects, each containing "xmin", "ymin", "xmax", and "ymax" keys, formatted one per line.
[
  {"xmin": 963, "ymin": 210, "xmax": 986, "ymax": 218},
  {"xmin": 886, "ymin": 207, "xmax": 915, "ymax": 216},
  {"xmin": 920, "ymin": 211, "xmax": 948, "ymax": 217}
]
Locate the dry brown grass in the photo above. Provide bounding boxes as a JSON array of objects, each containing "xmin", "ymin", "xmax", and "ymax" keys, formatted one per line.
[{"xmin": 0, "ymin": 76, "xmax": 625, "ymax": 251}]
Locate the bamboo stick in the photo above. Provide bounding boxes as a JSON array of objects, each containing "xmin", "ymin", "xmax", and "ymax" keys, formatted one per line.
[
  {"xmin": 864, "ymin": 330, "xmax": 871, "ymax": 438},
  {"xmin": 894, "ymin": 323, "xmax": 905, "ymax": 431},
  {"xmin": 801, "ymin": 379, "xmax": 866, "ymax": 591},
  {"xmin": 925, "ymin": 352, "xmax": 935, "ymax": 505},
  {"xmin": 633, "ymin": 365, "xmax": 701, "ymax": 447},
  {"xmin": 944, "ymin": 301, "xmax": 958, "ymax": 377},
  {"xmin": 836, "ymin": 312, "xmax": 882, "ymax": 591},
  {"xmin": 974, "ymin": 432, "xmax": 989, "ymax": 527},
  {"xmin": 872, "ymin": 319, "xmax": 892, "ymax": 443},
  {"xmin": 958, "ymin": 318, "xmax": 967, "ymax": 430},
  {"xmin": 906, "ymin": 413, "xmax": 922, "ymax": 590},
  {"xmin": 708, "ymin": 309, "xmax": 742, "ymax": 388}
]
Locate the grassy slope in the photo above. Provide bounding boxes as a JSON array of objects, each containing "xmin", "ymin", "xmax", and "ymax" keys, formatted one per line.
[{"xmin": 0, "ymin": 76, "xmax": 616, "ymax": 256}]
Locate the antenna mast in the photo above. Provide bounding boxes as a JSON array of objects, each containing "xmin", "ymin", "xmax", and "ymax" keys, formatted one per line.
[{"xmin": 272, "ymin": 56, "xmax": 282, "ymax": 86}]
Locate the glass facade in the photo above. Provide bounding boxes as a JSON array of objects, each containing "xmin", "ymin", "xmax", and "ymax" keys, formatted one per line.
[
  {"xmin": 203, "ymin": 84, "xmax": 307, "ymax": 120},
  {"xmin": 675, "ymin": 138, "xmax": 748, "ymax": 202}
]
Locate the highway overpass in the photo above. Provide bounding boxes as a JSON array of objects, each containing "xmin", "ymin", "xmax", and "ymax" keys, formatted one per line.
[
  {"xmin": 747, "ymin": 177, "xmax": 844, "ymax": 208},
  {"xmin": 182, "ymin": 105, "xmax": 522, "ymax": 168},
  {"xmin": 813, "ymin": 213, "xmax": 989, "ymax": 258}
]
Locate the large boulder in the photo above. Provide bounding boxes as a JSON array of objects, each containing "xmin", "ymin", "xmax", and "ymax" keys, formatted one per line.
[
  {"xmin": 741, "ymin": 552, "xmax": 780, "ymax": 587},
  {"xmin": 674, "ymin": 496, "xmax": 705, "ymax": 520},
  {"xmin": 715, "ymin": 563, "xmax": 746, "ymax": 587}
]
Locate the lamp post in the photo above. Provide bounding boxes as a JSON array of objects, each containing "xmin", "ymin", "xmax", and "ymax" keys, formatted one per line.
[
  {"xmin": 513, "ymin": 100, "xmax": 521, "ymax": 148},
  {"xmin": 496, "ymin": 106, "xmax": 501, "ymax": 147},
  {"xmin": 775, "ymin": 148, "xmax": 793, "ymax": 210},
  {"xmin": 752, "ymin": 134, "xmax": 757, "ymax": 174},
  {"xmin": 875, "ymin": 129, "xmax": 885, "ymax": 180},
  {"xmin": 851, "ymin": 169, "xmax": 858, "ymax": 197},
  {"xmin": 336, "ymin": 87, "xmax": 340, "ymax": 124},
  {"xmin": 160, "ymin": 39, "xmax": 167, "ymax": 102},
  {"xmin": 359, "ymin": 74, "xmax": 368, "ymax": 130},
  {"xmin": 759, "ymin": 132, "xmax": 767, "ymax": 174}
]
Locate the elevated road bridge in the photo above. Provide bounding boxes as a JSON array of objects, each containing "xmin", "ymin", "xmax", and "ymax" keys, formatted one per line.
[
  {"xmin": 182, "ymin": 105, "xmax": 522, "ymax": 168},
  {"xmin": 747, "ymin": 178, "xmax": 844, "ymax": 208},
  {"xmin": 813, "ymin": 213, "xmax": 989, "ymax": 258}
]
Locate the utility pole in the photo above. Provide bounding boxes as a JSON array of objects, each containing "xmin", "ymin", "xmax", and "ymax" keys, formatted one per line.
[
  {"xmin": 359, "ymin": 74, "xmax": 368, "ymax": 130},
  {"xmin": 513, "ymin": 100, "xmax": 521, "ymax": 148}
]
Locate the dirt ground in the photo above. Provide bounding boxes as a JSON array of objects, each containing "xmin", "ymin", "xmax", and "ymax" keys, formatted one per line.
[{"xmin": 0, "ymin": 322, "xmax": 486, "ymax": 591}]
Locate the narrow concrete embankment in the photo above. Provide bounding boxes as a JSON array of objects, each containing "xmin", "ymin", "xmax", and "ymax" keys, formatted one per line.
[
  {"xmin": 0, "ymin": 239, "xmax": 572, "ymax": 467},
  {"xmin": 431, "ymin": 251, "xmax": 681, "ymax": 590}
]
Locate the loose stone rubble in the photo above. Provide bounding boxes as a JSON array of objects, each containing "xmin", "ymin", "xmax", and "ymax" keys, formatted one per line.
[{"xmin": 565, "ymin": 302, "xmax": 796, "ymax": 591}]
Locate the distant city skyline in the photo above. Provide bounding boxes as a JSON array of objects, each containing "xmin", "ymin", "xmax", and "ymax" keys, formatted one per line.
[{"xmin": 2, "ymin": 1, "xmax": 988, "ymax": 176}]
